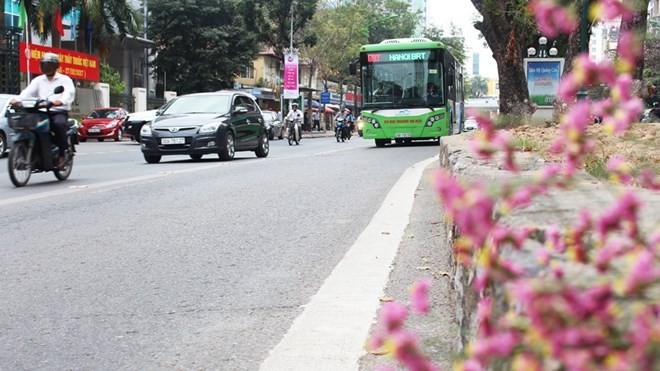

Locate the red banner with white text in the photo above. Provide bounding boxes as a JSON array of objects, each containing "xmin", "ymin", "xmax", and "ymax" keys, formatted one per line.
[{"xmin": 19, "ymin": 42, "xmax": 100, "ymax": 82}]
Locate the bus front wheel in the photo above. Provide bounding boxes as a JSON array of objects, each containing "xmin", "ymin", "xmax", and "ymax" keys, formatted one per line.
[{"xmin": 375, "ymin": 139, "xmax": 389, "ymax": 148}]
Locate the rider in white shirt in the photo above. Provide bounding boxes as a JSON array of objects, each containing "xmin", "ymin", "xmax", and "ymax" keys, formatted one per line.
[
  {"xmin": 285, "ymin": 102, "xmax": 303, "ymax": 122},
  {"xmin": 11, "ymin": 52, "xmax": 76, "ymax": 168}
]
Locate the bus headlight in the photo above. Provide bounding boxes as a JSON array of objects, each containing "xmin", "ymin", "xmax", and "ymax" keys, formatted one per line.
[
  {"xmin": 367, "ymin": 117, "xmax": 381, "ymax": 129},
  {"xmin": 425, "ymin": 113, "xmax": 446, "ymax": 127}
]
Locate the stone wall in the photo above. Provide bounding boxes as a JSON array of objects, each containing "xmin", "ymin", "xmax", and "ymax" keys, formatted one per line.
[{"xmin": 438, "ymin": 134, "xmax": 660, "ymax": 352}]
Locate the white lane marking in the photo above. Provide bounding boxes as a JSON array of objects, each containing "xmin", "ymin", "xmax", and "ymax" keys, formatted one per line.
[
  {"xmin": 259, "ymin": 155, "xmax": 439, "ymax": 371},
  {"xmin": 0, "ymin": 144, "xmax": 365, "ymax": 207},
  {"xmin": 0, "ymin": 162, "xmax": 231, "ymax": 207}
]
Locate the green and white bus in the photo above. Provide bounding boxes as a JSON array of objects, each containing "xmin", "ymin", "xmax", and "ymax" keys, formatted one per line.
[{"xmin": 354, "ymin": 38, "xmax": 464, "ymax": 147}]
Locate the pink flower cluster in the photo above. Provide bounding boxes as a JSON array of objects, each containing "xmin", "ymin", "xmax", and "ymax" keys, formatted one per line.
[
  {"xmin": 469, "ymin": 113, "xmax": 519, "ymax": 172},
  {"xmin": 367, "ymin": 280, "xmax": 439, "ymax": 371},
  {"xmin": 369, "ymin": 1, "xmax": 659, "ymax": 369},
  {"xmin": 528, "ymin": 0, "xmax": 578, "ymax": 38}
]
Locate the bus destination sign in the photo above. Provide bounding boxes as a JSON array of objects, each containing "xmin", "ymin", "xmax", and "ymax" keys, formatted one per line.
[{"xmin": 367, "ymin": 51, "xmax": 431, "ymax": 63}]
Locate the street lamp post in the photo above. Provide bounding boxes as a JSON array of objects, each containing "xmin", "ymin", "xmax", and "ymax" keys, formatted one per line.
[
  {"xmin": 525, "ymin": 36, "xmax": 565, "ymax": 122},
  {"xmin": 539, "ymin": 36, "xmax": 548, "ymax": 58},
  {"xmin": 576, "ymin": 0, "xmax": 589, "ymax": 100},
  {"xmin": 527, "ymin": 37, "xmax": 558, "ymax": 59}
]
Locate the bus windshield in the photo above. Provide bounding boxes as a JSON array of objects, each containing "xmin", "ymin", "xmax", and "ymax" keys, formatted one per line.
[{"xmin": 361, "ymin": 49, "xmax": 444, "ymax": 108}]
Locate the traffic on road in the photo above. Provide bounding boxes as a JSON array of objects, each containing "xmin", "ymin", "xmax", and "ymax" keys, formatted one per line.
[{"xmin": 0, "ymin": 129, "xmax": 439, "ymax": 369}]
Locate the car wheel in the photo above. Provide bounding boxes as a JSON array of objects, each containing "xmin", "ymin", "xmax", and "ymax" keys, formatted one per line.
[
  {"xmin": 190, "ymin": 154, "xmax": 203, "ymax": 161},
  {"xmin": 0, "ymin": 132, "xmax": 6, "ymax": 157},
  {"xmin": 375, "ymin": 139, "xmax": 388, "ymax": 147},
  {"xmin": 268, "ymin": 128, "xmax": 274, "ymax": 141},
  {"xmin": 79, "ymin": 138, "xmax": 87, "ymax": 142},
  {"xmin": 255, "ymin": 132, "xmax": 269, "ymax": 158},
  {"xmin": 97, "ymin": 138, "xmax": 105, "ymax": 142},
  {"xmin": 218, "ymin": 132, "xmax": 235, "ymax": 161},
  {"xmin": 115, "ymin": 128, "xmax": 123, "ymax": 141},
  {"xmin": 144, "ymin": 154, "xmax": 161, "ymax": 163},
  {"xmin": 278, "ymin": 130, "xmax": 283, "ymax": 140}
]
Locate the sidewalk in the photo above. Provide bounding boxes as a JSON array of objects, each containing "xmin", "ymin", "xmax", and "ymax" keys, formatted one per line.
[{"xmin": 360, "ymin": 133, "xmax": 660, "ymax": 369}]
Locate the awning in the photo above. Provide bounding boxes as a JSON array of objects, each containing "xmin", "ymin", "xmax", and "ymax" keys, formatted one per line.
[
  {"xmin": 250, "ymin": 88, "xmax": 276, "ymax": 100},
  {"xmin": 302, "ymin": 100, "xmax": 321, "ymax": 108},
  {"xmin": 312, "ymin": 106, "xmax": 335, "ymax": 113}
]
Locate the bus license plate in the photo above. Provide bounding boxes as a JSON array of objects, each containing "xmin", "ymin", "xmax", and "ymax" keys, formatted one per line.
[
  {"xmin": 395, "ymin": 133, "xmax": 411, "ymax": 138},
  {"xmin": 162, "ymin": 137, "xmax": 185, "ymax": 145}
]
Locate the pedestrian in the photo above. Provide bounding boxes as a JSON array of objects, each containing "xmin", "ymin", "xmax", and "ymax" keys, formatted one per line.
[{"xmin": 312, "ymin": 110, "xmax": 321, "ymax": 131}]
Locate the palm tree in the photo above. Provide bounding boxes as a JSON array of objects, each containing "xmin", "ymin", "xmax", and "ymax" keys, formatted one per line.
[
  {"xmin": 26, "ymin": 0, "xmax": 139, "ymax": 57},
  {"xmin": 469, "ymin": 75, "xmax": 489, "ymax": 98}
]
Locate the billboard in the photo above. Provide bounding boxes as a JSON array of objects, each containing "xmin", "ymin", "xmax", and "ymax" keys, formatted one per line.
[
  {"xmin": 19, "ymin": 42, "xmax": 100, "ymax": 82},
  {"xmin": 283, "ymin": 53, "xmax": 299, "ymax": 99},
  {"xmin": 524, "ymin": 58, "xmax": 564, "ymax": 107}
]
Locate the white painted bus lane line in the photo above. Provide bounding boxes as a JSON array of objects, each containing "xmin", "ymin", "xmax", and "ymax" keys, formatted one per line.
[{"xmin": 259, "ymin": 155, "xmax": 438, "ymax": 371}]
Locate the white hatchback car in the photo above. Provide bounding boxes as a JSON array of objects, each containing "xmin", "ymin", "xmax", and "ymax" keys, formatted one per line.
[
  {"xmin": 0, "ymin": 94, "xmax": 18, "ymax": 156},
  {"xmin": 463, "ymin": 117, "xmax": 478, "ymax": 132}
]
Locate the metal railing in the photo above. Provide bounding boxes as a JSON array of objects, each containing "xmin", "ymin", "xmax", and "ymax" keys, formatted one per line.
[
  {"xmin": 147, "ymin": 96, "xmax": 165, "ymax": 110},
  {"xmin": 110, "ymin": 94, "xmax": 135, "ymax": 112},
  {"xmin": 0, "ymin": 27, "xmax": 23, "ymax": 94}
]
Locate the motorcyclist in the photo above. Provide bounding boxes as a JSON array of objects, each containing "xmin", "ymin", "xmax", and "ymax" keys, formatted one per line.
[
  {"xmin": 334, "ymin": 108, "xmax": 352, "ymax": 139},
  {"xmin": 285, "ymin": 102, "xmax": 303, "ymax": 137},
  {"xmin": 11, "ymin": 52, "xmax": 76, "ymax": 168}
]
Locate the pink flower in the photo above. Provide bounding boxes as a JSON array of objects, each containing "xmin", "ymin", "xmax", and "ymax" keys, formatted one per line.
[
  {"xmin": 410, "ymin": 278, "xmax": 432, "ymax": 314},
  {"xmin": 593, "ymin": 0, "xmax": 637, "ymax": 22},
  {"xmin": 391, "ymin": 331, "xmax": 441, "ymax": 371},
  {"xmin": 607, "ymin": 155, "xmax": 633, "ymax": 184},
  {"xmin": 595, "ymin": 237, "xmax": 631, "ymax": 272},
  {"xmin": 470, "ymin": 331, "xmax": 519, "ymax": 360},
  {"xmin": 545, "ymin": 225, "xmax": 566, "ymax": 253},
  {"xmin": 595, "ymin": 192, "xmax": 640, "ymax": 240},
  {"xmin": 529, "ymin": 0, "xmax": 578, "ymax": 37},
  {"xmin": 476, "ymin": 297, "xmax": 493, "ymax": 336},
  {"xmin": 636, "ymin": 168, "xmax": 660, "ymax": 190},
  {"xmin": 379, "ymin": 302, "xmax": 408, "ymax": 333},
  {"xmin": 622, "ymin": 250, "xmax": 659, "ymax": 295}
]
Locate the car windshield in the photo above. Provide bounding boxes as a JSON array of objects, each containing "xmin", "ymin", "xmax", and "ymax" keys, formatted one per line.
[
  {"xmin": 89, "ymin": 109, "xmax": 120, "ymax": 119},
  {"xmin": 162, "ymin": 95, "xmax": 231, "ymax": 115},
  {"xmin": 0, "ymin": 97, "xmax": 8, "ymax": 111}
]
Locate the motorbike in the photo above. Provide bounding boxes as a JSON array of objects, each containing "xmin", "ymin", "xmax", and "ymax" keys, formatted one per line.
[
  {"xmin": 6, "ymin": 86, "xmax": 77, "ymax": 187},
  {"xmin": 287, "ymin": 118, "xmax": 302, "ymax": 146},
  {"xmin": 334, "ymin": 116, "xmax": 349, "ymax": 142}
]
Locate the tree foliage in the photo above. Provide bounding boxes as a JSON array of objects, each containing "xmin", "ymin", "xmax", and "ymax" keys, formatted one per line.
[
  {"xmin": 16, "ymin": 0, "xmax": 139, "ymax": 56},
  {"xmin": 422, "ymin": 24, "xmax": 468, "ymax": 67},
  {"xmin": 303, "ymin": 0, "xmax": 417, "ymax": 91},
  {"xmin": 357, "ymin": 0, "xmax": 418, "ymax": 44},
  {"xmin": 469, "ymin": 75, "xmax": 489, "ymax": 98},
  {"xmin": 147, "ymin": 0, "xmax": 260, "ymax": 95},
  {"xmin": 100, "ymin": 61, "xmax": 126, "ymax": 95},
  {"xmin": 256, "ymin": 0, "xmax": 320, "ymax": 59}
]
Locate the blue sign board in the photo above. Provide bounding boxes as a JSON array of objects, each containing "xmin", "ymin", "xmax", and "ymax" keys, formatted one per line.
[
  {"xmin": 523, "ymin": 58, "xmax": 564, "ymax": 107},
  {"xmin": 320, "ymin": 91, "xmax": 330, "ymax": 104}
]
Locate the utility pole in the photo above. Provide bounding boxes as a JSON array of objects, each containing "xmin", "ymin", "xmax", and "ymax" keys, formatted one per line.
[{"xmin": 576, "ymin": 0, "xmax": 589, "ymax": 100}]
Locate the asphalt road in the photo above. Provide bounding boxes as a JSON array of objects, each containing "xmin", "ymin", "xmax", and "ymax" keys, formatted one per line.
[{"xmin": 0, "ymin": 136, "xmax": 441, "ymax": 370}]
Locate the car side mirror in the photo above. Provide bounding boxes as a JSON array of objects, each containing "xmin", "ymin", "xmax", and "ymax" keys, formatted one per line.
[
  {"xmin": 54, "ymin": 86, "xmax": 64, "ymax": 94},
  {"xmin": 233, "ymin": 106, "xmax": 248, "ymax": 115}
]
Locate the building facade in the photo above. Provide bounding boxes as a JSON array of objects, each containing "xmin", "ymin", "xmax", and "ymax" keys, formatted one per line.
[{"xmin": 408, "ymin": 0, "xmax": 427, "ymax": 36}]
